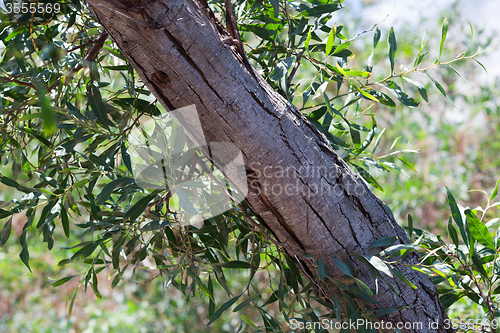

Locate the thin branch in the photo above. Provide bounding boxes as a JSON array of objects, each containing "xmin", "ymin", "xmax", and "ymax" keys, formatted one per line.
[{"xmin": 0, "ymin": 76, "xmax": 36, "ymax": 90}]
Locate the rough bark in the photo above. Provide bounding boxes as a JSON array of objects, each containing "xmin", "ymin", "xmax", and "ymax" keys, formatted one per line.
[{"xmin": 84, "ymin": 0, "xmax": 451, "ymax": 331}]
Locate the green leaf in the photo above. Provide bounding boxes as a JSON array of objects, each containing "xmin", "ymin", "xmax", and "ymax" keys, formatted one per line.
[
  {"xmin": 233, "ymin": 291, "xmax": 261, "ymax": 312},
  {"xmin": 71, "ymin": 241, "xmax": 101, "ymax": 260},
  {"xmin": 19, "ymin": 229, "xmax": 31, "ymax": 272},
  {"xmin": 304, "ymin": 27, "xmax": 312, "ymax": 52},
  {"xmin": 354, "ymin": 85, "xmax": 379, "ymax": 103},
  {"xmin": 89, "ymin": 154, "xmax": 113, "ymax": 172},
  {"xmin": 333, "ymin": 258, "xmax": 352, "ymax": 277},
  {"xmin": 349, "ymin": 125, "xmax": 361, "ymax": 146},
  {"xmin": 35, "ymin": 171, "xmax": 59, "ymax": 188},
  {"xmin": 363, "ymin": 255, "xmax": 393, "ymax": 277},
  {"xmin": 212, "ymin": 261, "xmax": 251, "ymax": 269},
  {"xmin": 440, "ymin": 293, "xmax": 462, "ymax": 309},
  {"xmin": 60, "ymin": 205, "xmax": 70, "ymax": 238},
  {"xmin": 0, "ymin": 176, "xmax": 19, "ymax": 188},
  {"xmin": 489, "ymin": 178, "xmax": 500, "ymax": 202},
  {"xmin": 413, "ymin": 35, "xmax": 428, "ymax": 67},
  {"xmin": 429, "ymin": 75, "xmax": 447, "ymax": 98},
  {"xmin": 448, "ymin": 217, "xmax": 459, "ymax": 248},
  {"xmin": 471, "ymin": 250, "xmax": 488, "ymax": 278},
  {"xmin": 0, "ymin": 217, "xmax": 13, "ymax": 248},
  {"xmin": 325, "ymin": 26, "xmax": 336, "ymax": 55},
  {"xmin": 402, "ymin": 77, "xmax": 428, "ymax": 103},
  {"xmin": 121, "ymin": 143, "xmax": 133, "ymax": 174},
  {"xmin": 414, "ymin": 51, "xmax": 428, "ymax": 67},
  {"xmin": 269, "ymin": 57, "xmax": 294, "ymax": 82},
  {"xmin": 368, "ymin": 236, "xmax": 398, "ymax": 249},
  {"xmin": 95, "ymin": 177, "xmax": 135, "ymax": 205},
  {"xmin": 354, "ymin": 278, "xmax": 374, "ymax": 297},
  {"xmin": 465, "ymin": 209, "xmax": 495, "ymax": 249},
  {"xmin": 385, "ymin": 81, "xmax": 418, "ymax": 108},
  {"xmin": 407, "ymin": 213, "xmax": 413, "ymax": 239},
  {"xmin": 438, "ymin": 18, "xmax": 448, "ymax": 61},
  {"xmin": 240, "ymin": 315, "xmax": 258, "ymax": 329},
  {"xmin": 269, "ymin": 0, "xmax": 279, "ymax": 17},
  {"xmin": 373, "ymin": 26, "xmax": 381, "ymax": 49},
  {"xmin": 317, "ymin": 257, "xmax": 326, "ymax": 280},
  {"xmin": 34, "ymin": 80, "xmax": 56, "ymax": 135},
  {"xmin": 58, "ymin": 259, "xmax": 73, "ymax": 266},
  {"xmin": 379, "ymin": 244, "xmax": 417, "ymax": 257},
  {"xmin": 333, "ymin": 296, "xmax": 341, "ymax": 320},
  {"xmin": 446, "ymin": 187, "xmax": 468, "ymax": 247},
  {"xmin": 473, "ymin": 58, "xmax": 488, "ymax": 73},
  {"xmin": 52, "ymin": 275, "xmax": 78, "ymax": 287},
  {"xmin": 68, "ymin": 289, "xmax": 78, "ymax": 318},
  {"xmin": 207, "ymin": 294, "xmax": 242, "ymax": 326},
  {"xmin": 5, "ymin": 26, "xmax": 28, "ymax": 41},
  {"xmin": 426, "ymin": 73, "xmax": 454, "ymax": 106},
  {"xmin": 352, "ymin": 164, "xmax": 384, "ymax": 193},
  {"xmin": 391, "ymin": 267, "xmax": 417, "ymax": 289},
  {"xmin": 332, "ymin": 41, "xmax": 351, "ymax": 56},
  {"xmin": 388, "ymin": 27, "xmax": 397, "ymax": 74},
  {"xmin": 371, "ymin": 128, "xmax": 385, "ymax": 155},
  {"xmin": 303, "ymin": 3, "xmax": 343, "ymax": 17},
  {"xmin": 208, "ymin": 275, "xmax": 215, "ymax": 318},
  {"xmin": 87, "ymin": 85, "xmax": 110, "ymax": 130},
  {"xmin": 174, "ymin": 186, "xmax": 198, "ymax": 215},
  {"xmin": 448, "ymin": 65, "xmax": 475, "ymax": 91},
  {"xmin": 123, "ymin": 190, "xmax": 160, "ymax": 222},
  {"xmin": 307, "ymin": 106, "xmax": 327, "ymax": 122}
]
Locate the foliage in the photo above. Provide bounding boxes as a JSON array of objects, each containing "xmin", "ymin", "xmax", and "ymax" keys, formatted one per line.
[
  {"xmin": 0, "ymin": 0, "xmax": 495, "ymax": 331},
  {"xmin": 345, "ymin": 2, "xmax": 500, "ymax": 231},
  {"xmin": 406, "ymin": 182, "xmax": 500, "ymax": 332}
]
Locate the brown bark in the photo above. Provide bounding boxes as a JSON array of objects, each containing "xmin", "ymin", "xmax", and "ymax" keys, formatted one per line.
[{"xmin": 84, "ymin": 0, "xmax": 451, "ymax": 331}]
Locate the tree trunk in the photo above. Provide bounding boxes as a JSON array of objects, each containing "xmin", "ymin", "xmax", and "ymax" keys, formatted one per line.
[{"xmin": 85, "ymin": 0, "xmax": 451, "ymax": 331}]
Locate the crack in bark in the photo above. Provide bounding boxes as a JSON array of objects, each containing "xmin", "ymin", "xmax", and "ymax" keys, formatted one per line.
[
  {"xmin": 249, "ymin": 91, "xmax": 280, "ymax": 120},
  {"xmin": 337, "ymin": 203, "xmax": 363, "ymax": 250},
  {"xmin": 161, "ymin": 29, "xmax": 225, "ymax": 103}
]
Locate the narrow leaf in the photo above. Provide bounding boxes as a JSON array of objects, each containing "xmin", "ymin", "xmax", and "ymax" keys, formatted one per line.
[
  {"xmin": 392, "ymin": 267, "xmax": 417, "ymax": 289},
  {"xmin": 0, "ymin": 217, "xmax": 13, "ymax": 247},
  {"xmin": 60, "ymin": 205, "xmax": 70, "ymax": 238},
  {"xmin": 233, "ymin": 292, "xmax": 261, "ymax": 312},
  {"xmin": 388, "ymin": 27, "xmax": 397, "ymax": 74},
  {"xmin": 446, "ymin": 187, "xmax": 468, "ymax": 247},
  {"xmin": 438, "ymin": 18, "xmax": 448, "ymax": 61},
  {"xmin": 52, "ymin": 275, "xmax": 78, "ymax": 287},
  {"xmin": 407, "ymin": 213, "xmax": 413, "ymax": 239},
  {"xmin": 124, "ymin": 190, "xmax": 159, "ymax": 222},
  {"xmin": 207, "ymin": 294, "xmax": 242, "ymax": 326},
  {"xmin": 333, "ymin": 258, "xmax": 352, "ymax": 277},
  {"xmin": 325, "ymin": 25, "xmax": 336, "ymax": 55},
  {"xmin": 364, "ymin": 255, "xmax": 393, "ymax": 277},
  {"xmin": 369, "ymin": 236, "xmax": 398, "ymax": 249},
  {"xmin": 304, "ymin": 27, "xmax": 312, "ymax": 52},
  {"xmin": 212, "ymin": 261, "xmax": 251, "ymax": 269},
  {"xmin": 402, "ymin": 77, "xmax": 428, "ymax": 102},
  {"xmin": 448, "ymin": 217, "xmax": 459, "ymax": 248},
  {"xmin": 489, "ymin": 178, "xmax": 500, "ymax": 202},
  {"xmin": 95, "ymin": 177, "xmax": 135, "ymax": 205}
]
